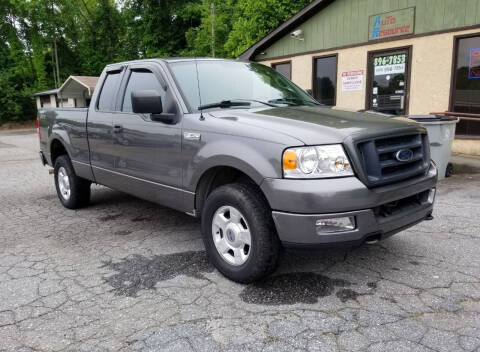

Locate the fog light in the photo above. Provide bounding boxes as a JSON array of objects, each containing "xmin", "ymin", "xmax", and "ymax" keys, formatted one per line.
[
  {"xmin": 316, "ymin": 217, "xmax": 355, "ymax": 234},
  {"xmin": 428, "ymin": 188, "xmax": 436, "ymax": 204}
]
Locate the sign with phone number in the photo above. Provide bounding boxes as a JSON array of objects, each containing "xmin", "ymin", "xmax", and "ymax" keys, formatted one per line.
[
  {"xmin": 374, "ymin": 54, "xmax": 406, "ymax": 67},
  {"xmin": 374, "ymin": 54, "xmax": 406, "ymax": 76}
]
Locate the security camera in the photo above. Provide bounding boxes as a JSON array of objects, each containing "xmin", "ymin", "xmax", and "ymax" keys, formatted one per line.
[{"xmin": 290, "ymin": 29, "xmax": 304, "ymax": 40}]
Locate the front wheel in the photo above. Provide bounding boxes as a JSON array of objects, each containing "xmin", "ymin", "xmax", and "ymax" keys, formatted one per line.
[
  {"xmin": 201, "ymin": 183, "xmax": 280, "ymax": 283},
  {"xmin": 54, "ymin": 155, "xmax": 91, "ymax": 209}
]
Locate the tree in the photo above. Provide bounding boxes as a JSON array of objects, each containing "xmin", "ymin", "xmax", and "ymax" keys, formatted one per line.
[
  {"xmin": 225, "ymin": 0, "xmax": 311, "ymax": 57},
  {"xmin": 0, "ymin": 0, "xmax": 313, "ymax": 125}
]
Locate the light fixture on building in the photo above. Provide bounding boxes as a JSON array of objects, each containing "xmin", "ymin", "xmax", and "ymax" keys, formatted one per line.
[{"xmin": 290, "ymin": 29, "xmax": 304, "ymax": 41}]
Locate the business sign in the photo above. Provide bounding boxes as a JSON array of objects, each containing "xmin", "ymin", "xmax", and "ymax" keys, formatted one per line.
[
  {"xmin": 369, "ymin": 8, "xmax": 415, "ymax": 41},
  {"xmin": 341, "ymin": 70, "xmax": 363, "ymax": 91},
  {"xmin": 469, "ymin": 48, "xmax": 480, "ymax": 79},
  {"xmin": 374, "ymin": 53, "xmax": 406, "ymax": 76}
]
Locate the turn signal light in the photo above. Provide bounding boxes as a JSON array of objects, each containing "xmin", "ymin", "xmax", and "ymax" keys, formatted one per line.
[{"xmin": 283, "ymin": 150, "xmax": 297, "ymax": 170}]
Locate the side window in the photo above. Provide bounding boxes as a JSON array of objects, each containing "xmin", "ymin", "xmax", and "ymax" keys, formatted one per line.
[
  {"xmin": 97, "ymin": 71, "xmax": 122, "ymax": 111},
  {"xmin": 122, "ymin": 70, "xmax": 166, "ymax": 112},
  {"xmin": 272, "ymin": 62, "xmax": 292, "ymax": 80},
  {"xmin": 313, "ymin": 55, "xmax": 337, "ymax": 106}
]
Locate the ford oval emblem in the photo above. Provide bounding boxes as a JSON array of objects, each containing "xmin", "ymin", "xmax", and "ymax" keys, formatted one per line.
[{"xmin": 395, "ymin": 149, "xmax": 414, "ymax": 162}]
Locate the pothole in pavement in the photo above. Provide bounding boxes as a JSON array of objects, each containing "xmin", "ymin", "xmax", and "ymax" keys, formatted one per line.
[
  {"xmin": 102, "ymin": 251, "xmax": 214, "ymax": 296},
  {"xmin": 239, "ymin": 272, "xmax": 353, "ymax": 305}
]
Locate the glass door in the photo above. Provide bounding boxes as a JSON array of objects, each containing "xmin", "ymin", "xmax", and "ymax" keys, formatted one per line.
[
  {"xmin": 368, "ymin": 49, "xmax": 410, "ymax": 115},
  {"xmin": 451, "ymin": 34, "xmax": 480, "ymax": 136}
]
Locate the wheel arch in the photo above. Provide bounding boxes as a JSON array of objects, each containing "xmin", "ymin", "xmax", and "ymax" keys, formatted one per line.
[
  {"xmin": 194, "ymin": 165, "xmax": 271, "ymax": 215},
  {"xmin": 50, "ymin": 138, "xmax": 69, "ymax": 166}
]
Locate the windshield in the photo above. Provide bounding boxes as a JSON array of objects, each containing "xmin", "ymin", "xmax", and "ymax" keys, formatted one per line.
[{"xmin": 168, "ymin": 60, "xmax": 318, "ymax": 111}]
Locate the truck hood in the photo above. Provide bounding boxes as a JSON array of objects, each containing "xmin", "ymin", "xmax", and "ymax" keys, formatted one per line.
[{"xmin": 210, "ymin": 106, "xmax": 424, "ymax": 145}]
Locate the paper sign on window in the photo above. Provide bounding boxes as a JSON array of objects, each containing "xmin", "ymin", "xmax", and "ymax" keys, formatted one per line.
[
  {"xmin": 469, "ymin": 48, "xmax": 480, "ymax": 79},
  {"xmin": 341, "ymin": 70, "xmax": 363, "ymax": 91}
]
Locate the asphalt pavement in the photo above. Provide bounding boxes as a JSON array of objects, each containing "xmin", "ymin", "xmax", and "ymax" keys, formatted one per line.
[{"xmin": 0, "ymin": 130, "xmax": 479, "ymax": 352}]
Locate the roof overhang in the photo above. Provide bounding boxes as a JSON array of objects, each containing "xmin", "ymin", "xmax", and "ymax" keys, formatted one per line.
[
  {"xmin": 238, "ymin": 0, "xmax": 335, "ymax": 61},
  {"xmin": 31, "ymin": 89, "xmax": 59, "ymax": 97},
  {"xmin": 58, "ymin": 76, "xmax": 97, "ymax": 98}
]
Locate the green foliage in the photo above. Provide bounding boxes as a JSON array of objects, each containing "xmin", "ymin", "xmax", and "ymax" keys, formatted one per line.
[
  {"xmin": 225, "ymin": 0, "xmax": 311, "ymax": 57},
  {"xmin": 0, "ymin": 0, "xmax": 312, "ymax": 124}
]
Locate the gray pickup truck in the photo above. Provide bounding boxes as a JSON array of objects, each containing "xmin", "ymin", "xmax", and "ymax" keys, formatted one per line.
[{"xmin": 38, "ymin": 58, "xmax": 437, "ymax": 282}]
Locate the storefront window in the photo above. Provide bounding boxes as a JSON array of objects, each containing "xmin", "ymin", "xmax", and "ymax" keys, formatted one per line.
[
  {"xmin": 313, "ymin": 55, "xmax": 337, "ymax": 106},
  {"xmin": 272, "ymin": 62, "xmax": 291, "ymax": 80},
  {"xmin": 368, "ymin": 49, "xmax": 410, "ymax": 115},
  {"xmin": 452, "ymin": 35, "xmax": 480, "ymax": 136}
]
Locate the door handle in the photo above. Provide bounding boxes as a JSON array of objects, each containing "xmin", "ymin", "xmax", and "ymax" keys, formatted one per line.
[{"xmin": 113, "ymin": 125, "xmax": 123, "ymax": 133}]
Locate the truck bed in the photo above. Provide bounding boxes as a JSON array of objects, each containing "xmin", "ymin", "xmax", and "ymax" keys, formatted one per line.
[{"xmin": 38, "ymin": 108, "xmax": 89, "ymax": 168}]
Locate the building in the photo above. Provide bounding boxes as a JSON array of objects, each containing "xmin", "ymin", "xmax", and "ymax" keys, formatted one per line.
[
  {"xmin": 32, "ymin": 76, "xmax": 98, "ymax": 109},
  {"xmin": 32, "ymin": 89, "xmax": 60, "ymax": 109},
  {"xmin": 240, "ymin": 0, "xmax": 480, "ymax": 155},
  {"xmin": 57, "ymin": 76, "xmax": 98, "ymax": 107}
]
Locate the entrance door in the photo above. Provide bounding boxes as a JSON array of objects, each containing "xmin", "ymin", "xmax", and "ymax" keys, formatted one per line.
[
  {"xmin": 368, "ymin": 48, "xmax": 410, "ymax": 115},
  {"xmin": 451, "ymin": 34, "xmax": 480, "ymax": 136}
]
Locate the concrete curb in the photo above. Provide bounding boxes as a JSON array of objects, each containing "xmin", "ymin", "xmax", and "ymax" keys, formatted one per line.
[{"xmin": 450, "ymin": 153, "xmax": 480, "ymax": 175}]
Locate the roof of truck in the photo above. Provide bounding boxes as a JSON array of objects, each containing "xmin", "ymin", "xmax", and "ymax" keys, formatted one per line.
[
  {"xmin": 162, "ymin": 57, "xmax": 239, "ymax": 62},
  {"xmin": 107, "ymin": 57, "xmax": 244, "ymax": 68}
]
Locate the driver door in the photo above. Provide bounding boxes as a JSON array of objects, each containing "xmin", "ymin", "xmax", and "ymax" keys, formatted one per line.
[{"xmin": 108, "ymin": 63, "xmax": 184, "ymax": 210}]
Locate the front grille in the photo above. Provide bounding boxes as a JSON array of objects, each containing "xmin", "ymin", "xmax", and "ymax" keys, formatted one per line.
[{"xmin": 357, "ymin": 133, "xmax": 430, "ymax": 187}]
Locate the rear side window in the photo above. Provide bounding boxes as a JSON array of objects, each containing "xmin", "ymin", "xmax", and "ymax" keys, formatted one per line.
[
  {"xmin": 97, "ymin": 71, "xmax": 122, "ymax": 111},
  {"xmin": 122, "ymin": 70, "xmax": 166, "ymax": 112}
]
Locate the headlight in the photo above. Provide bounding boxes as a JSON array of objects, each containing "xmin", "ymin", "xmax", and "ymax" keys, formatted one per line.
[{"xmin": 283, "ymin": 144, "xmax": 354, "ymax": 178}]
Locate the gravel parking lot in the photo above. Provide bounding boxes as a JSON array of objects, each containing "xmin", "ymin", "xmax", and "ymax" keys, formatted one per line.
[{"xmin": 0, "ymin": 130, "xmax": 479, "ymax": 352}]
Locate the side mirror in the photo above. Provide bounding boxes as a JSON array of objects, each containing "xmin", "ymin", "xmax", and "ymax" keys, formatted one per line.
[
  {"xmin": 131, "ymin": 90, "xmax": 178, "ymax": 124},
  {"xmin": 132, "ymin": 90, "xmax": 163, "ymax": 114}
]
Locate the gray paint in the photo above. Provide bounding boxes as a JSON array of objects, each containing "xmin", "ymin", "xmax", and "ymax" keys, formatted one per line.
[{"xmin": 38, "ymin": 58, "xmax": 437, "ymax": 246}]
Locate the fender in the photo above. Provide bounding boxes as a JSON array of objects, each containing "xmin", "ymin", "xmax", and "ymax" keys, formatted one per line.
[
  {"xmin": 48, "ymin": 132, "xmax": 72, "ymax": 166},
  {"xmin": 186, "ymin": 138, "xmax": 284, "ymax": 192}
]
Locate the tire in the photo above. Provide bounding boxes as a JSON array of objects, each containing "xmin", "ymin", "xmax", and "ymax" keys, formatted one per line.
[
  {"xmin": 201, "ymin": 183, "xmax": 280, "ymax": 283},
  {"xmin": 54, "ymin": 155, "xmax": 91, "ymax": 209},
  {"xmin": 445, "ymin": 162, "xmax": 454, "ymax": 178}
]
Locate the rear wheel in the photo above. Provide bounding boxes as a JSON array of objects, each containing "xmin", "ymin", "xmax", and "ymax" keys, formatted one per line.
[
  {"xmin": 54, "ymin": 155, "xmax": 91, "ymax": 209},
  {"xmin": 201, "ymin": 183, "xmax": 280, "ymax": 283}
]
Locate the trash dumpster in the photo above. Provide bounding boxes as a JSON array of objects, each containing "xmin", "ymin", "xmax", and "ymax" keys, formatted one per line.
[{"xmin": 408, "ymin": 115, "xmax": 460, "ymax": 180}]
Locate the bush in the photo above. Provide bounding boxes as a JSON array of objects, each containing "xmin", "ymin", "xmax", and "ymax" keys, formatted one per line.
[{"xmin": 0, "ymin": 69, "xmax": 36, "ymax": 126}]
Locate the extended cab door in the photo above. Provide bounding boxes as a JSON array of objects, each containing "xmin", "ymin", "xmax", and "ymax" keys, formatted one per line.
[
  {"xmin": 107, "ymin": 63, "xmax": 185, "ymax": 211},
  {"xmin": 87, "ymin": 67, "xmax": 124, "ymax": 185}
]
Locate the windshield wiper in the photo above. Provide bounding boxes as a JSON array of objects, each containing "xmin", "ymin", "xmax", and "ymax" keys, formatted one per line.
[
  {"xmin": 232, "ymin": 99, "xmax": 278, "ymax": 107},
  {"xmin": 198, "ymin": 99, "xmax": 277, "ymax": 111},
  {"xmin": 268, "ymin": 98, "xmax": 320, "ymax": 106},
  {"xmin": 198, "ymin": 100, "xmax": 251, "ymax": 110}
]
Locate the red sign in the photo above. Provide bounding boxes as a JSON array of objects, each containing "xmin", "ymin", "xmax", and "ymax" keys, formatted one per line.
[{"xmin": 469, "ymin": 48, "xmax": 480, "ymax": 79}]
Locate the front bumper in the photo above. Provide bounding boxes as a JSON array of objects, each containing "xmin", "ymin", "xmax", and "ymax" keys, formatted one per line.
[{"xmin": 261, "ymin": 163, "xmax": 437, "ymax": 247}]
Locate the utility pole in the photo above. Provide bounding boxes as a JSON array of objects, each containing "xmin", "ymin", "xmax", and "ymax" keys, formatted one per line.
[
  {"xmin": 54, "ymin": 39, "xmax": 60, "ymax": 87},
  {"xmin": 51, "ymin": 1, "xmax": 60, "ymax": 87},
  {"xmin": 52, "ymin": 45, "xmax": 57, "ymax": 89},
  {"xmin": 210, "ymin": 2, "xmax": 215, "ymax": 58}
]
